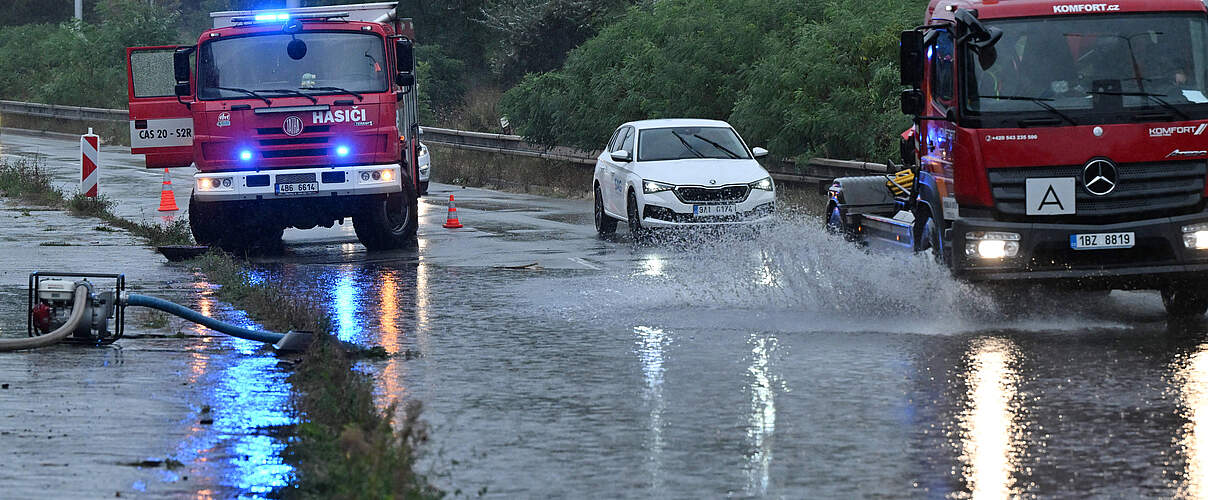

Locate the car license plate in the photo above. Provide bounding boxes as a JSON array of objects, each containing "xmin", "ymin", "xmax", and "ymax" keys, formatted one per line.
[
  {"xmin": 693, "ymin": 204, "xmax": 737, "ymax": 216},
  {"xmin": 275, "ymin": 182, "xmax": 319, "ymax": 195},
  {"xmin": 1070, "ymin": 232, "xmax": 1134, "ymax": 250}
]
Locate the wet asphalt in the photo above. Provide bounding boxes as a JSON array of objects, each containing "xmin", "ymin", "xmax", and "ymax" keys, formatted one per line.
[{"xmin": 4, "ymin": 130, "xmax": 1208, "ymax": 498}]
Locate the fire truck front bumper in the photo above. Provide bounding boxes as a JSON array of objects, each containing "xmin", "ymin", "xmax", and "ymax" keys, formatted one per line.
[
  {"xmin": 951, "ymin": 211, "xmax": 1208, "ymax": 289},
  {"xmin": 191, "ymin": 164, "xmax": 403, "ymax": 202}
]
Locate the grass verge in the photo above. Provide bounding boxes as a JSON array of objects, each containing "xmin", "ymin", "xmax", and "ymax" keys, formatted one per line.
[
  {"xmin": 0, "ymin": 156, "xmax": 193, "ymax": 246},
  {"xmin": 187, "ymin": 251, "xmax": 436, "ymax": 499}
]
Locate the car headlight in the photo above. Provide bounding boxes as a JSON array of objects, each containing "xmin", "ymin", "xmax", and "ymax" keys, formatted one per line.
[
  {"xmin": 643, "ymin": 180, "xmax": 675, "ymax": 194},
  {"xmin": 749, "ymin": 177, "xmax": 774, "ymax": 191}
]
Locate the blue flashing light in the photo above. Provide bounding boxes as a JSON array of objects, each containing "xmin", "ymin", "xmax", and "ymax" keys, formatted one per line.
[
  {"xmin": 240, "ymin": 150, "xmax": 253, "ymax": 161},
  {"xmin": 336, "ymin": 145, "xmax": 350, "ymax": 157},
  {"xmin": 254, "ymin": 13, "xmax": 290, "ymax": 22}
]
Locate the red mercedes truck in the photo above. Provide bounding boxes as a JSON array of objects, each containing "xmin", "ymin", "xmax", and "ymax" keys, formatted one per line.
[
  {"xmin": 827, "ymin": 0, "xmax": 1208, "ymax": 315},
  {"xmin": 125, "ymin": 2, "xmax": 421, "ymax": 250}
]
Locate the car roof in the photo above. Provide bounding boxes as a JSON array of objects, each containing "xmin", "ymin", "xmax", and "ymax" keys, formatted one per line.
[{"xmin": 620, "ymin": 119, "xmax": 734, "ymax": 130}]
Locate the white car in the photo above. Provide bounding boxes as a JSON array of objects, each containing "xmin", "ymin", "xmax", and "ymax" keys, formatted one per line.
[
  {"xmin": 417, "ymin": 141, "xmax": 430, "ymax": 195},
  {"xmin": 593, "ymin": 119, "xmax": 774, "ymax": 235}
]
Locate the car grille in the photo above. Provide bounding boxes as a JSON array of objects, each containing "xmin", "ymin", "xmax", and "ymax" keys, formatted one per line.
[
  {"xmin": 674, "ymin": 185, "xmax": 749, "ymax": 204},
  {"xmin": 987, "ymin": 160, "xmax": 1206, "ymax": 222}
]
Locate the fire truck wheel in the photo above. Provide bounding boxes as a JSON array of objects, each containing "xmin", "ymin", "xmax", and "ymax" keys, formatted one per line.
[
  {"xmin": 353, "ymin": 184, "xmax": 418, "ymax": 251},
  {"xmin": 1162, "ymin": 287, "xmax": 1208, "ymax": 317},
  {"xmin": 188, "ymin": 192, "xmax": 227, "ymax": 246}
]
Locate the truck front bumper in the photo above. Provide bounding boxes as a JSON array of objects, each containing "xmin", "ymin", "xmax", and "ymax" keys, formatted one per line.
[
  {"xmin": 192, "ymin": 164, "xmax": 402, "ymax": 202},
  {"xmin": 952, "ymin": 211, "xmax": 1208, "ymax": 289}
]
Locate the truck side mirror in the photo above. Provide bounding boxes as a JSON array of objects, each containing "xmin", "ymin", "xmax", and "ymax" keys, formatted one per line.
[
  {"xmin": 173, "ymin": 47, "xmax": 193, "ymax": 97},
  {"xmin": 899, "ymin": 136, "xmax": 917, "ymax": 166},
  {"xmin": 900, "ymin": 30, "xmax": 924, "ymax": 88},
  {"xmin": 901, "ymin": 89, "xmax": 924, "ymax": 116},
  {"xmin": 395, "ymin": 38, "xmax": 414, "ymax": 87}
]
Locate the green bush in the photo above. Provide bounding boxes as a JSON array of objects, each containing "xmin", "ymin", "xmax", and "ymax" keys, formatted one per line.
[
  {"xmin": 501, "ymin": 0, "xmax": 924, "ymax": 162},
  {"xmin": 0, "ymin": 0, "xmax": 178, "ymax": 109}
]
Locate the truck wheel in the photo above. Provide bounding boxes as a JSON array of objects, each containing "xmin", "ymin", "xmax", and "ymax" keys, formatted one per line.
[
  {"xmin": 923, "ymin": 215, "xmax": 950, "ymax": 266},
  {"xmin": 595, "ymin": 187, "xmax": 617, "ymax": 235},
  {"xmin": 188, "ymin": 191, "xmax": 227, "ymax": 246},
  {"xmin": 1162, "ymin": 288, "xmax": 1208, "ymax": 317},
  {"xmin": 353, "ymin": 181, "xmax": 419, "ymax": 251}
]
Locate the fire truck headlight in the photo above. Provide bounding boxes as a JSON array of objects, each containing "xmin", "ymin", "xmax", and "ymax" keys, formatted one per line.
[
  {"xmin": 239, "ymin": 150, "xmax": 253, "ymax": 161},
  {"xmin": 361, "ymin": 172, "xmax": 371, "ymax": 181},
  {"xmin": 336, "ymin": 145, "xmax": 350, "ymax": 157},
  {"xmin": 1182, "ymin": 222, "xmax": 1208, "ymax": 249},
  {"xmin": 965, "ymin": 231, "xmax": 1021, "ymax": 259},
  {"xmin": 381, "ymin": 169, "xmax": 393, "ymax": 182}
]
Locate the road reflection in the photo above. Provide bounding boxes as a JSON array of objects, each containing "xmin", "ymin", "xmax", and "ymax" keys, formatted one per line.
[
  {"xmin": 745, "ymin": 334, "xmax": 778, "ymax": 496},
  {"xmin": 634, "ymin": 326, "xmax": 668, "ymax": 492},
  {"xmin": 177, "ymin": 280, "xmax": 294, "ymax": 498},
  {"xmin": 1176, "ymin": 341, "xmax": 1208, "ymax": 498},
  {"xmin": 956, "ymin": 336, "xmax": 1023, "ymax": 499}
]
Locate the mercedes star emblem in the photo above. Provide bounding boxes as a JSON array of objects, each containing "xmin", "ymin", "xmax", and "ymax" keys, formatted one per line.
[
  {"xmin": 283, "ymin": 115, "xmax": 305, "ymax": 137},
  {"xmin": 1081, "ymin": 158, "xmax": 1118, "ymax": 196}
]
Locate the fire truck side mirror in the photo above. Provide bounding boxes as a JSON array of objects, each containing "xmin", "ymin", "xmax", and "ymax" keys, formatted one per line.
[
  {"xmin": 901, "ymin": 89, "xmax": 924, "ymax": 116},
  {"xmin": 395, "ymin": 38, "xmax": 414, "ymax": 87},
  {"xmin": 900, "ymin": 30, "xmax": 924, "ymax": 88},
  {"xmin": 173, "ymin": 47, "xmax": 193, "ymax": 97}
]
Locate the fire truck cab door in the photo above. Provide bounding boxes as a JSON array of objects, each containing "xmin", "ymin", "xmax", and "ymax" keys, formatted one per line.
[{"xmin": 126, "ymin": 46, "xmax": 193, "ymax": 169}]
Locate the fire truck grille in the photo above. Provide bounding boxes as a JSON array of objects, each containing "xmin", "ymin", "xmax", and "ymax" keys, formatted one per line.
[
  {"xmin": 259, "ymin": 137, "xmax": 328, "ymax": 146},
  {"xmin": 262, "ymin": 148, "xmax": 328, "ymax": 159},
  {"xmin": 674, "ymin": 185, "xmax": 749, "ymax": 204},
  {"xmin": 256, "ymin": 126, "xmax": 331, "ymax": 135},
  {"xmin": 987, "ymin": 160, "xmax": 1206, "ymax": 222},
  {"xmin": 275, "ymin": 173, "xmax": 316, "ymax": 184}
]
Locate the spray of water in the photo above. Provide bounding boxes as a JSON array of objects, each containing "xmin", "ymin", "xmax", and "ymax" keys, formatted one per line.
[{"xmin": 521, "ymin": 213, "xmax": 1155, "ymax": 335}]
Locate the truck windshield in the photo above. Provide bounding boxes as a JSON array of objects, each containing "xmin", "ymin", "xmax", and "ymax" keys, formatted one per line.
[
  {"xmin": 197, "ymin": 32, "xmax": 387, "ymax": 101},
  {"xmin": 637, "ymin": 127, "xmax": 751, "ymax": 161},
  {"xmin": 966, "ymin": 13, "xmax": 1208, "ymax": 125}
]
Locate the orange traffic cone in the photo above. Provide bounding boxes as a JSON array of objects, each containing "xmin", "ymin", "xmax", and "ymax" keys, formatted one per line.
[
  {"xmin": 158, "ymin": 169, "xmax": 178, "ymax": 212},
  {"xmin": 443, "ymin": 194, "xmax": 463, "ymax": 228}
]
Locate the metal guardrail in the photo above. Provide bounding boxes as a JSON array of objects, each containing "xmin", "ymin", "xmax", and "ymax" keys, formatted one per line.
[
  {"xmin": 0, "ymin": 100, "xmax": 889, "ymax": 185},
  {"xmin": 0, "ymin": 99, "xmax": 127, "ymax": 122}
]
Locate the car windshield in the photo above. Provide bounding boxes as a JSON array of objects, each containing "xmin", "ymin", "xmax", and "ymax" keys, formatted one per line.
[
  {"xmin": 637, "ymin": 127, "xmax": 751, "ymax": 161},
  {"xmin": 197, "ymin": 32, "xmax": 387, "ymax": 100},
  {"xmin": 967, "ymin": 13, "xmax": 1208, "ymax": 121}
]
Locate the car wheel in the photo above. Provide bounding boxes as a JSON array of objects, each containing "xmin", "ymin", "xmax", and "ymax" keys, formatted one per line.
[
  {"xmin": 627, "ymin": 190, "xmax": 646, "ymax": 239},
  {"xmin": 595, "ymin": 186, "xmax": 617, "ymax": 235},
  {"xmin": 1163, "ymin": 287, "xmax": 1208, "ymax": 317}
]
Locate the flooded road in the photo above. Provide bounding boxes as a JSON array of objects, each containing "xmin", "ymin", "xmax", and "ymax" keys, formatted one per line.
[{"xmin": 5, "ymin": 131, "xmax": 1208, "ymax": 497}]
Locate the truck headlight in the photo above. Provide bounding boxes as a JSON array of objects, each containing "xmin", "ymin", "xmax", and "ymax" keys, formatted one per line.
[
  {"xmin": 197, "ymin": 177, "xmax": 234, "ymax": 191},
  {"xmin": 1182, "ymin": 222, "xmax": 1208, "ymax": 249},
  {"xmin": 643, "ymin": 180, "xmax": 674, "ymax": 194},
  {"xmin": 749, "ymin": 177, "xmax": 774, "ymax": 191},
  {"xmin": 965, "ymin": 231, "xmax": 1020, "ymax": 259}
]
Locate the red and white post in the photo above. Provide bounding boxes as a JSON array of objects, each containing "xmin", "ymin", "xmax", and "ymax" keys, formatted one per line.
[{"xmin": 80, "ymin": 128, "xmax": 99, "ymax": 197}]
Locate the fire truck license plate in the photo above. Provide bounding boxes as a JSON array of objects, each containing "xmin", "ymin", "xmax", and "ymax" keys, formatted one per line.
[
  {"xmin": 1070, "ymin": 232, "xmax": 1134, "ymax": 250},
  {"xmin": 693, "ymin": 205, "xmax": 737, "ymax": 217},
  {"xmin": 275, "ymin": 182, "xmax": 319, "ymax": 196}
]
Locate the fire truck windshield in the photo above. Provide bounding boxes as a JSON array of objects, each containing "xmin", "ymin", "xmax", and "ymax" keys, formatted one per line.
[
  {"xmin": 965, "ymin": 13, "xmax": 1208, "ymax": 126},
  {"xmin": 197, "ymin": 31, "xmax": 387, "ymax": 101}
]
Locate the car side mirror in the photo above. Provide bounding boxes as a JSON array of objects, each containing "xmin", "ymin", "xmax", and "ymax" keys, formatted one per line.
[
  {"xmin": 752, "ymin": 147, "xmax": 769, "ymax": 159},
  {"xmin": 173, "ymin": 47, "xmax": 193, "ymax": 97},
  {"xmin": 395, "ymin": 38, "xmax": 414, "ymax": 87},
  {"xmin": 610, "ymin": 150, "xmax": 632, "ymax": 162}
]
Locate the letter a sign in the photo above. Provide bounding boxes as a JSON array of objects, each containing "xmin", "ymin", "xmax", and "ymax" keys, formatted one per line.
[{"xmin": 1025, "ymin": 178, "xmax": 1076, "ymax": 215}]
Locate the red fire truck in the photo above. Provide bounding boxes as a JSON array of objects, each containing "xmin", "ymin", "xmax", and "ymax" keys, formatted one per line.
[
  {"xmin": 827, "ymin": 0, "xmax": 1208, "ymax": 315},
  {"xmin": 125, "ymin": 2, "xmax": 421, "ymax": 250}
]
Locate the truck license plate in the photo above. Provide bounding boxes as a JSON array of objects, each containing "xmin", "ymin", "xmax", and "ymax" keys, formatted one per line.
[
  {"xmin": 693, "ymin": 204, "xmax": 737, "ymax": 217},
  {"xmin": 275, "ymin": 182, "xmax": 319, "ymax": 196},
  {"xmin": 1070, "ymin": 232, "xmax": 1134, "ymax": 250}
]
